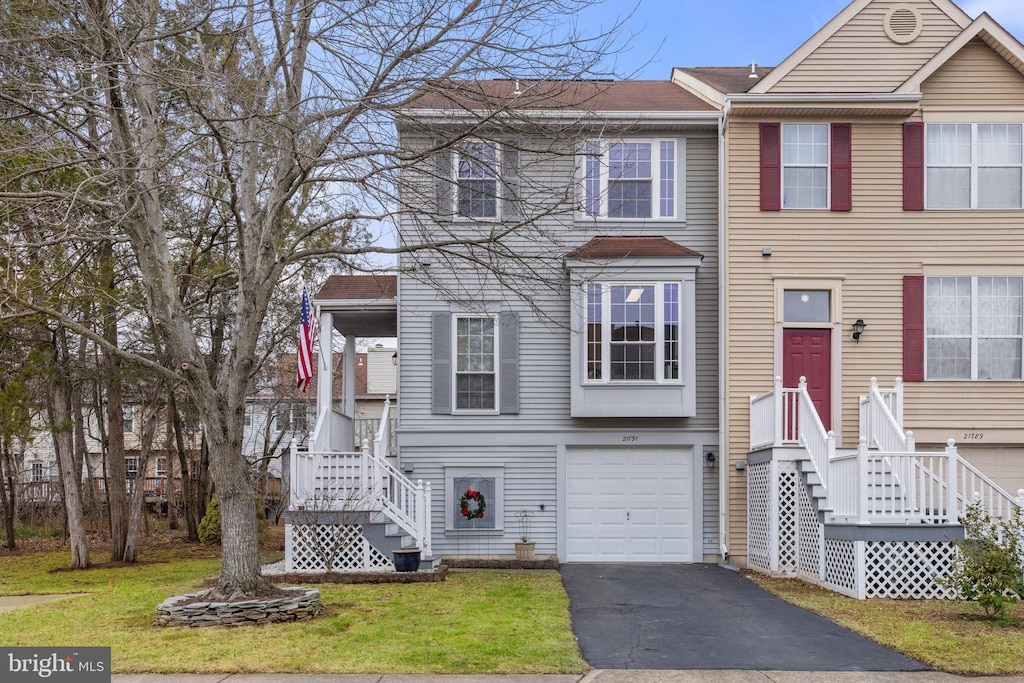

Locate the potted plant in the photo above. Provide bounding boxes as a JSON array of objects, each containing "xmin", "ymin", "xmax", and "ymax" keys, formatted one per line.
[{"xmin": 514, "ymin": 509, "xmax": 535, "ymax": 561}]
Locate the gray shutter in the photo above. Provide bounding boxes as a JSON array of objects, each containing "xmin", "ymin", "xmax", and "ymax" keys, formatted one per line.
[
  {"xmin": 435, "ymin": 139, "xmax": 453, "ymax": 220},
  {"xmin": 499, "ymin": 311, "xmax": 520, "ymax": 414},
  {"xmin": 431, "ymin": 312, "xmax": 452, "ymax": 414},
  {"xmin": 501, "ymin": 138, "xmax": 521, "ymax": 221}
]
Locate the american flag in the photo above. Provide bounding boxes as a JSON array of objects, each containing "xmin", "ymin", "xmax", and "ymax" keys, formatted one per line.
[{"xmin": 296, "ymin": 287, "xmax": 317, "ymax": 393}]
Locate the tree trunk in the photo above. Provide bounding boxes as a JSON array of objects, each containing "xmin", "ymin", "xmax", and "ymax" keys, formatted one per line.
[
  {"xmin": 124, "ymin": 380, "xmax": 163, "ymax": 562},
  {"xmin": 47, "ymin": 334, "xmax": 90, "ymax": 569},
  {"xmin": 164, "ymin": 405, "xmax": 178, "ymax": 530},
  {"xmin": 72, "ymin": 347, "xmax": 97, "ymax": 513},
  {"xmin": 0, "ymin": 438, "xmax": 15, "ymax": 550},
  {"xmin": 169, "ymin": 392, "xmax": 198, "ymax": 541},
  {"xmin": 100, "ymin": 242, "xmax": 129, "ymax": 562},
  {"xmin": 208, "ymin": 438, "xmax": 271, "ymax": 596}
]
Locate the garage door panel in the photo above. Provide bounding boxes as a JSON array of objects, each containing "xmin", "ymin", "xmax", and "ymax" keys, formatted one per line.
[{"xmin": 566, "ymin": 447, "xmax": 694, "ymax": 563}]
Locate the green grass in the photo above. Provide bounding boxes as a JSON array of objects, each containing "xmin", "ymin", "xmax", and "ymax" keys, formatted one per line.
[
  {"xmin": 747, "ymin": 572, "xmax": 1024, "ymax": 675},
  {"xmin": 0, "ymin": 549, "xmax": 587, "ymax": 674}
]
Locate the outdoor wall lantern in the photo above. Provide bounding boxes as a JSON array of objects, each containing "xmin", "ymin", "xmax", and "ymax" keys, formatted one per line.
[
  {"xmin": 851, "ymin": 319, "xmax": 867, "ymax": 343},
  {"xmin": 392, "ymin": 351, "xmax": 398, "ymax": 366}
]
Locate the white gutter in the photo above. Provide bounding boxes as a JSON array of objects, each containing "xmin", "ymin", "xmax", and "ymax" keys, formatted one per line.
[
  {"xmin": 725, "ymin": 93, "xmax": 922, "ymax": 104},
  {"xmin": 718, "ymin": 99, "xmax": 730, "ymax": 561},
  {"xmin": 398, "ymin": 109, "xmax": 722, "ymax": 126}
]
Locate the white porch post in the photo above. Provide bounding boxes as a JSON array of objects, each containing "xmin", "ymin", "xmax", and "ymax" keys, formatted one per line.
[
  {"xmin": 318, "ymin": 309, "xmax": 334, "ymax": 431},
  {"xmin": 946, "ymin": 439, "xmax": 959, "ymax": 523},
  {"xmin": 343, "ymin": 334, "xmax": 356, "ymax": 418},
  {"xmin": 857, "ymin": 437, "xmax": 870, "ymax": 524}
]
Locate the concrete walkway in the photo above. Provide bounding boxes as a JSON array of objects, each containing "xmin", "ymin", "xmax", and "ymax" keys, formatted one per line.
[
  {"xmin": 110, "ymin": 672, "xmax": 1024, "ymax": 682},
  {"xmin": 0, "ymin": 593, "xmax": 84, "ymax": 612},
  {"xmin": 561, "ymin": 564, "xmax": 924, "ymax": 671}
]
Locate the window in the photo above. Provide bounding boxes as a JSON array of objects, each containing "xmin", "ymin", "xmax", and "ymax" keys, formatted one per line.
[
  {"xmin": 453, "ymin": 315, "xmax": 498, "ymax": 411},
  {"xmin": 155, "ymin": 457, "xmax": 167, "ymax": 478},
  {"xmin": 30, "ymin": 462, "xmax": 43, "ymax": 483},
  {"xmin": 122, "ymin": 405, "xmax": 134, "ymax": 434},
  {"xmin": 926, "ymin": 124, "xmax": 1024, "ymax": 209},
  {"xmin": 455, "ymin": 141, "xmax": 499, "ymax": 218},
  {"xmin": 926, "ymin": 276, "xmax": 1023, "ymax": 380},
  {"xmin": 783, "ymin": 290, "xmax": 831, "ymax": 323},
  {"xmin": 291, "ymin": 404, "xmax": 308, "ymax": 432},
  {"xmin": 274, "ymin": 406, "xmax": 287, "ymax": 431},
  {"xmin": 581, "ymin": 139, "xmax": 678, "ymax": 219},
  {"xmin": 585, "ymin": 282, "xmax": 682, "ymax": 383},
  {"xmin": 125, "ymin": 456, "xmax": 139, "ymax": 480},
  {"xmin": 782, "ymin": 124, "xmax": 829, "ymax": 209},
  {"xmin": 244, "ymin": 407, "xmax": 252, "ymax": 427}
]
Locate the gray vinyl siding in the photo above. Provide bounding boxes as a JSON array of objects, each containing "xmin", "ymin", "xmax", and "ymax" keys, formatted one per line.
[{"xmin": 396, "ymin": 127, "xmax": 720, "ymax": 558}]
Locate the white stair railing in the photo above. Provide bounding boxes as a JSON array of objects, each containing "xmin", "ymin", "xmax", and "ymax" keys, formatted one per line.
[
  {"xmin": 373, "ymin": 395, "xmax": 393, "ymax": 460},
  {"xmin": 796, "ymin": 377, "xmax": 835, "ymax": 490},
  {"xmin": 749, "ymin": 376, "xmax": 800, "ymax": 449},
  {"xmin": 957, "ymin": 457, "xmax": 1019, "ymax": 522}
]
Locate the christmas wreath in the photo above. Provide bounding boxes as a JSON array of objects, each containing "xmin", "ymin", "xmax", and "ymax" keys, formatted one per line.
[{"xmin": 459, "ymin": 489, "xmax": 486, "ymax": 520}]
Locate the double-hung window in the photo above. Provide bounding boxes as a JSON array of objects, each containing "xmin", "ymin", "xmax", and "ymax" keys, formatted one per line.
[
  {"xmin": 581, "ymin": 139, "xmax": 678, "ymax": 219},
  {"xmin": 926, "ymin": 124, "xmax": 1024, "ymax": 209},
  {"xmin": 455, "ymin": 141, "xmax": 499, "ymax": 218},
  {"xmin": 782, "ymin": 123, "xmax": 829, "ymax": 209},
  {"xmin": 585, "ymin": 282, "xmax": 681, "ymax": 383},
  {"xmin": 454, "ymin": 315, "xmax": 498, "ymax": 411},
  {"xmin": 925, "ymin": 276, "xmax": 1023, "ymax": 380},
  {"xmin": 122, "ymin": 405, "xmax": 134, "ymax": 434},
  {"xmin": 125, "ymin": 456, "xmax": 140, "ymax": 480},
  {"xmin": 30, "ymin": 462, "xmax": 44, "ymax": 483}
]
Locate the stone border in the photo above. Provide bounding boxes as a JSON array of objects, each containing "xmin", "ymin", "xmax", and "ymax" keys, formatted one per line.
[
  {"xmin": 269, "ymin": 565, "xmax": 448, "ymax": 584},
  {"xmin": 154, "ymin": 587, "xmax": 322, "ymax": 627},
  {"xmin": 442, "ymin": 556, "xmax": 559, "ymax": 570}
]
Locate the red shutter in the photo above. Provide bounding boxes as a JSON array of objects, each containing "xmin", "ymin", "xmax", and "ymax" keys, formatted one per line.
[
  {"xmin": 760, "ymin": 123, "xmax": 781, "ymax": 211},
  {"xmin": 903, "ymin": 123, "xmax": 924, "ymax": 211},
  {"xmin": 903, "ymin": 275, "xmax": 925, "ymax": 381},
  {"xmin": 831, "ymin": 123, "xmax": 852, "ymax": 211}
]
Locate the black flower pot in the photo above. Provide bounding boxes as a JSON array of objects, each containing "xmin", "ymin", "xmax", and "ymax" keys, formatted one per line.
[{"xmin": 393, "ymin": 549, "xmax": 422, "ymax": 572}]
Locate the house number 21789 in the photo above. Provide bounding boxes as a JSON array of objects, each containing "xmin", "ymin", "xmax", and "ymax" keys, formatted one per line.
[
  {"xmin": 622, "ymin": 435, "xmax": 639, "ymax": 443},
  {"xmin": 963, "ymin": 432, "xmax": 984, "ymax": 440}
]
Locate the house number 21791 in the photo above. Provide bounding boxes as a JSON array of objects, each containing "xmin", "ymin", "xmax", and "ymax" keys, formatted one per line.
[{"xmin": 622, "ymin": 435, "xmax": 639, "ymax": 443}]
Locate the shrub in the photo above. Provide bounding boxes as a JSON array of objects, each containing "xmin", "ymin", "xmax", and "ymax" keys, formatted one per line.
[
  {"xmin": 198, "ymin": 494, "xmax": 221, "ymax": 546},
  {"xmin": 942, "ymin": 502, "xmax": 1024, "ymax": 619},
  {"xmin": 198, "ymin": 493, "xmax": 270, "ymax": 546}
]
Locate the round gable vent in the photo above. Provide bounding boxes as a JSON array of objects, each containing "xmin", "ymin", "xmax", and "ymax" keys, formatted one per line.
[{"xmin": 885, "ymin": 4, "xmax": 923, "ymax": 44}]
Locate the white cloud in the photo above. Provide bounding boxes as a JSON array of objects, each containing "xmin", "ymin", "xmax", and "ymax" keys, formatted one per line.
[{"xmin": 960, "ymin": 0, "xmax": 1024, "ymax": 36}]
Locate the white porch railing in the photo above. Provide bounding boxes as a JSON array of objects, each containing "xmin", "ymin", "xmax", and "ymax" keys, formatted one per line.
[
  {"xmin": 748, "ymin": 375, "xmax": 1022, "ymax": 525},
  {"xmin": 289, "ymin": 424, "xmax": 432, "ymax": 558}
]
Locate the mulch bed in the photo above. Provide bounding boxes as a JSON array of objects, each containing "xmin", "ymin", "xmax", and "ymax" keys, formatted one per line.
[{"xmin": 441, "ymin": 556, "xmax": 559, "ymax": 570}]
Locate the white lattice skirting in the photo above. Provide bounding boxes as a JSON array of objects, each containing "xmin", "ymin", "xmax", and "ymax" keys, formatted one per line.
[
  {"xmin": 285, "ymin": 524, "xmax": 395, "ymax": 572},
  {"xmin": 747, "ymin": 458, "xmax": 959, "ymax": 599}
]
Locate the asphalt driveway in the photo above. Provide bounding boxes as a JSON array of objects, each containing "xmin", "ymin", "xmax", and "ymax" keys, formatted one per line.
[{"xmin": 561, "ymin": 564, "xmax": 927, "ymax": 671}]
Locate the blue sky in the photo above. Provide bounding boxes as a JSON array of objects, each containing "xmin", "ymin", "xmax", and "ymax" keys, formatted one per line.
[{"xmin": 578, "ymin": 0, "xmax": 1024, "ymax": 79}]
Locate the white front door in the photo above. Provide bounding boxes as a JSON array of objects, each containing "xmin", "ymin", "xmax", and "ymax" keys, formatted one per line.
[{"xmin": 565, "ymin": 447, "xmax": 694, "ymax": 562}]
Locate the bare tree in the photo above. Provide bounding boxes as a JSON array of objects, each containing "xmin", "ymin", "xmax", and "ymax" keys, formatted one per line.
[{"xmin": 0, "ymin": 0, "xmax": 621, "ymax": 596}]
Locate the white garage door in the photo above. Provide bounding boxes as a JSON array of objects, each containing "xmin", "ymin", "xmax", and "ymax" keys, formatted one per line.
[{"xmin": 565, "ymin": 447, "xmax": 693, "ymax": 562}]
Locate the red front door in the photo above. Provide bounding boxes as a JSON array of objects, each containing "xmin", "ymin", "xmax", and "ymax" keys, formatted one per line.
[{"xmin": 783, "ymin": 329, "xmax": 832, "ymax": 432}]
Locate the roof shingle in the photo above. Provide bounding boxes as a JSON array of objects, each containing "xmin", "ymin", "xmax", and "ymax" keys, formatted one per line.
[
  {"xmin": 408, "ymin": 79, "xmax": 717, "ymax": 112},
  {"xmin": 316, "ymin": 275, "xmax": 397, "ymax": 301},
  {"xmin": 675, "ymin": 66, "xmax": 776, "ymax": 95},
  {"xmin": 565, "ymin": 236, "xmax": 703, "ymax": 260}
]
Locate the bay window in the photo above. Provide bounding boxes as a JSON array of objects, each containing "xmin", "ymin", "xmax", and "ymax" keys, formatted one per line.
[{"xmin": 585, "ymin": 282, "xmax": 682, "ymax": 383}]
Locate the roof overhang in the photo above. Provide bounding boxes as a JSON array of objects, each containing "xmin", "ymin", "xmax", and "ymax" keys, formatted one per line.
[
  {"xmin": 313, "ymin": 298, "xmax": 397, "ymax": 337},
  {"xmin": 669, "ymin": 68, "xmax": 728, "ymax": 109},
  {"xmin": 565, "ymin": 255, "xmax": 704, "ymax": 271},
  {"xmin": 897, "ymin": 13, "xmax": 1024, "ymax": 94},
  {"xmin": 726, "ymin": 93, "xmax": 922, "ymax": 118}
]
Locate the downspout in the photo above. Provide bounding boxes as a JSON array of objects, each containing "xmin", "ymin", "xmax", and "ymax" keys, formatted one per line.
[{"xmin": 718, "ymin": 99, "xmax": 731, "ymax": 561}]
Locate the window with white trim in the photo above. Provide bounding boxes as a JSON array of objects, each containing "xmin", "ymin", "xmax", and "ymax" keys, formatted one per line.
[
  {"xmin": 782, "ymin": 123, "xmax": 829, "ymax": 209},
  {"xmin": 926, "ymin": 124, "xmax": 1024, "ymax": 209},
  {"xmin": 926, "ymin": 276, "xmax": 1023, "ymax": 380},
  {"xmin": 155, "ymin": 457, "xmax": 167, "ymax": 478},
  {"xmin": 585, "ymin": 282, "xmax": 682, "ymax": 383},
  {"xmin": 125, "ymin": 456, "xmax": 140, "ymax": 480},
  {"xmin": 453, "ymin": 315, "xmax": 498, "ymax": 411},
  {"xmin": 455, "ymin": 141, "xmax": 499, "ymax": 218},
  {"xmin": 581, "ymin": 139, "xmax": 677, "ymax": 219},
  {"xmin": 30, "ymin": 462, "xmax": 44, "ymax": 483},
  {"xmin": 122, "ymin": 405, "xmax": 134, "ymax": 434}
]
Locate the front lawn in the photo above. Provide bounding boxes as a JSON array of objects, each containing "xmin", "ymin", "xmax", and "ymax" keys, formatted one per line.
[
  {"xmin": 0, "ymin": 548, "xmax": 587, "ymax": 674},
  {"xmin": 747, "ymin": 572, "xmax": 1024, "ymax": 675}
]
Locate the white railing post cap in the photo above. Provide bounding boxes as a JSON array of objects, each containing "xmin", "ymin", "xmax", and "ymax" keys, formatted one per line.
[
  {"xmin": 947, "ymin": 438, "xmax": 956, "ymax": 448},
  {"xmin": 894, "ymin": 377, "xmax": 903, "ymax": 385},
  {"xmin": 870, "ymin": 376, "xmax": 878, "ymax": 386}
]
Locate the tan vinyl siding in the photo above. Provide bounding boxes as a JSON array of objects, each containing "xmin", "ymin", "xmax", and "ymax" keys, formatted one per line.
[
  {"xmin": 724, "ymin": 112, "xmax": 1024, "ymax": 562},
  {"xmin": 922, "ymin": 39, "xmax": 1024, "ymax": 109},
  {"xmin": 770, "ymin": 1, "xmax": 963, "ymax": 94}
]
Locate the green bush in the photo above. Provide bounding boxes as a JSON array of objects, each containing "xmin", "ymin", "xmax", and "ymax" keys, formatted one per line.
[
  {"xmin": 942, "ymin": 502, "xmax": 1024, "ymax": 619},
  {"xmin": 197, "ymin": 494, "xmax": 221, "ymax": 546},
  {"xmin": 197, "ymin": 493, "xmax": 270, "ymax": 546}
]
